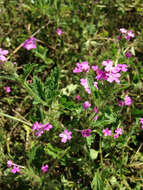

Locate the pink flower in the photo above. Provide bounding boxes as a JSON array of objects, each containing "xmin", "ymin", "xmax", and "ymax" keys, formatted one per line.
[
  {"xmin": 92, "ymin": 65, "xmax": 98, "ymax": 71},
  {"xmin": 115, "ymin": 128, "xmax": 122, "ymax": 135},
  {"xmin": 120, "ymin": 28, "xmax": 127, "ymax": 34},
  {"xmin": 140, "ymin": 118, "xmax": 143, "ymax": 125},
  {"xmin": 5, "ymin": 86, "xmax": 11, "ymax": 93},
  {"xmin": 73, "ymin": 62, "xmax": 90, "ymax": 73},
  {"xmin": 113, "ymin": 134, "xmax": 119, "ymax": 139},
  {"xmin": 76, "ymin": 95, "xmax": 81, "ymax": 101},
  {"xmin": 125, "ymin": 52, "xmax": 132, "ymax": 58},
  {"xmin": 124, "ymin": 95, "xmax": 132, "ymax": 106},
  {"xmin": 32, "ymin": 122, "xmax": 53, "ymax": 137},
  {"xmin": 106, "ymin": 72, "xmax": 121, "ymax": 83},
  {"xmin": 11, "ymin": 166, "xmax": 20, "ymax": 174},
  {"xmin": 7, "ymin": 160, "xmax": 13, "ymax": 168},
  {"xmin": 93, "ymin": 106, "xmax": 98, "ymax": 113},
  {"xmin": 22, "ymin": 37, "xmax": 36, "ymax": 50},
  {"xmin": 81, "ymin": 129, "xmax": 91, "ymax": 137},
  {"xmin": 82, "ymin": 101, "xmax": 91, "ymax": 110},
  {"xmin": 93, "ymin": 115, "xmax": 98, "ymax": 121},
  {"xmin": 41, "ymin": 164, "xmax": 49, "ymax": 173},
  {"xmin": 102, "ymin": 128, "xmax": 112, "ymax": 136},
  {"xmin": 59, "ymin": 129, "xmax": 72, "ymax": 143},
  {"xmin": 93, "ymin": 81, "xmax": 98, "ymax": 90},
  {"xmin": 118, "ymin": 100, "xmax": 124, "ymax": 107},
  {"xmin": 117, "ymin": 35, "xmax": 121, "ymax": 40},
  {"xmin": 128, "ymin": 30, "xmax": 135, "ymax": 38},
  {"xmin": 80, "ymin": 78, "xmax": 91, "ymax": 94},
  {"xmin": 57, "ymin": 28, "xmax": 62, "ymax": 36}
]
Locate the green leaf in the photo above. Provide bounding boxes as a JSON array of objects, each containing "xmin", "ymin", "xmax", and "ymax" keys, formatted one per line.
[
  {"xmin": 91, "ymin": 172, "xmax": 104, "ymax": 190},
  {"xmin": 90, "ymin": 149, "xmax": 98, "ymax": 160}
]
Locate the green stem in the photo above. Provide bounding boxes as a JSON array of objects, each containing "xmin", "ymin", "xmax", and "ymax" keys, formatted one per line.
[
  {"xmin": 99, "ymin": 136, "xmax": 103, "ymax": 166},
  {"xmin": 0, "ymin": 111, "xmax": 32, "ymax": 127}
]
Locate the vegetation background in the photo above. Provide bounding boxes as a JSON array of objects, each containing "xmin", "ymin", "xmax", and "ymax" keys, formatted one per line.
[{"xmin": 0, "ymin": 0, "xmax": 143, "ymax": 189}]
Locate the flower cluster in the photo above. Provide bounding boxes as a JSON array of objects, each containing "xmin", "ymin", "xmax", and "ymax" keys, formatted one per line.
[
  {"xmin": 118, "ymin": 95, "xmax": 132, "ymax": 107},
  {"xmin": 101, "ymin": 59, "xmax": 128, "ymax": 83},
  {"xmin": 32, "ymin": 122, "xmax": 53, "ymax": 137},
  {"xmin": 139, "ymin": 118, "xmax": 143, "ymax": 130},
  {"xmin": 119, "ymin": 28, "xmax": 135, "ymax": 40},
  {"xmin": 73, "ymin": 61, "xmax": 90, "ymax": 73},
  {"xmin": 113, "ymin": 128, "xmax": 122, "ymax": 139},
  {"xmin": 0, "ymin": 48, "xmax": 8, "ymax": 64},
  {"xmin": 7, "ymin": 160, "xmax": 22, "ymax": 174},
  {"xmin": 81, "ymin": 129, "xmax": 91, "ymax": 137},
  {"xmin": 22, "ymin": 37, "xmax": 37, "ymax": 50},
  {"xmin": 102, "ymin": 128, "xmax": 112, "ymax": 136},
  {"xmin": 59, "ymin": 129, "xmax": 72, "ymax": 143}
]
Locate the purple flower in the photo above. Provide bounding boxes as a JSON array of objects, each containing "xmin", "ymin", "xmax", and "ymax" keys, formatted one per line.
[
  {"xmin": 125, "ymin": 52, "xmax": 132, "ymax": 58},
  {"xmin": 120, "ymin": 28, "xmax": 127, "ymax": 34},
  {"xmin": 32, "ymin": 121, "xmax": 53, "ymax": 137},
  {"xmin": 93, "ymin": 115, "xmax": 98, "ymax": 121},
  {"xmin": 22, "ymin": 37, "xmax": 36, "ymax": 50},
  {"xmin": 113, "ymin": 134, "xmax": 119, "ymax": 139},
  {"xmin": 124, "ymin": 95, "xmax": 132, "ymax": 106},
  {"xmin": 102, "ymin": 128, "xmax": 112, "ymax": 136},
  {"xmin": 76, "ymin": 95, "xmax": 81, "ymax": 102},
  {"xmin": 41, "ymin": 164, "xmax": 49, "ymax": 173},
  {"xmin": 92, "ymin": 65, "xmax": 98, "ymax": 71},
  {"xmin": 118, "ymin": 100, "xmax": 124, "ymax": 107},
  {"xmin": 93, "ymin": 81, "xmax": 98, "ymax": 90},
  {"xmin": 80, "ymin": 78, "xmax": 91, "ymax": 94},
  {"xmin": 106, "ymin": 72, "xmax": 121, "ymax": 83},
  {"xmin": 11, "ymin": 166, "xmax": 20, "ymax": 174},
  {"xmin": 73, "ymin": 62, "xmax": 90, "ymax": 73},
  {"xmin": 5, "ymin": 86, "xmax": 11, "ymax": 93},
  {"xmin": 82, "ymin": 101, "xmax": 91, "ymax": 110},
  {"xmin": 140, "ymin": 118, "xmax": 143, "ymax": 125},
  {"xmin": 117, "ymin": 35, "xmax": 121, "ymax": 40},
  {"xmin": 7, "ymin": 160, "xmax": 13, "ymax": 168},
  {"xmin": 57, "ymin": 28, "xmax": 62, "ymax": 36},
  {"xmin": 128, "ymin": 30, "xmax": 135, "ymax": 38},
  {"xmin": 0, "ymin": 48, "xmax": 8, "ymax": 63},
  {"xmin": 93, "ymin": 106, "xmax": 98, "ymax": 113},
  {"xmin": 115, "ymin": 128, "xmax": 122, "ymax": 135},
  {"xmin": 59, "ymin": 129, "xmax": 72, "ymax": 143},
  {"xmin": 81, "ymin": 129, "xmax": 91, "ymax": 137}
]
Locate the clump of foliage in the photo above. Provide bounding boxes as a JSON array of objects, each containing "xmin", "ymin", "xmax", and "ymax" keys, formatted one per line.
[{"xmin": 0, "ymin": 0, "xmax": 143, "ymax": 189}]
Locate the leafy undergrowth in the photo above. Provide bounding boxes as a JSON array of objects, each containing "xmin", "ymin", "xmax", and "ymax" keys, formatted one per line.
[{"xmin": 0, "ymin": 0, "xmax": 143, "ymax": 189}]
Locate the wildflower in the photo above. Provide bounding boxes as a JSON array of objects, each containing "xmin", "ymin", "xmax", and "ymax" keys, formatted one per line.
[
  {"xmin": 120, "ymin": 28, "xmax": 127, "ymax": 34},
  {"xmin": 140, "ymin": 118, "xmax": 143, "ymax": 125},
  {"xmin": 5, "ymin": 86, "xmax": 11, "ymax": 93},
  {"xmin": 0, "ymin": 48, "xmax": 8, "ymax": 63},
  {"xmin": 41, "ymin": 164, "xmax": 49, "ymax": 173},
  {"xmin": 106, "ymin": 72, "xmax": 121, "ymax": 83},
  {"xmin": 127, "ymin": 30, "xmax": 135, "ymax": 38},
  {"xmin": 102, "ymin": 128, "xmax": 112, "ymax": 136},
  {"xmin": 117, "ymin": 64, "xmax": 128, "ymax": 72},
  {"xmin": 113, "ymin": 134, "xmax": 119, "ymax": 139},
  {"xmin": 115, "ymin": 128, "xmax": 122, "ymax": 135},
  {"xmin": 125, "ymin": 52, "xmax": 132, "ymax": 58},
  {"xmin": 13, "ymin": 62, "xmax": 17, "ymax": 65},
  {"xmin": 117, "ymin": 35, "xmax": 121, "ymax": 40},
  {"xmin": 82, "ymin": 101, "xmax": 91, "ymax": 110},
  {"xmin": 92, "ymin": 65, "xmax": 98, "ymax": 71},
  {"xmin": 118, "ymin": 100, "xmax": 124, "ymax": 107},
  {"xmin": 124, "ymin": 95, "xmax": 132, "ymax": 106},
  {"xmin": 32, "ymin": 122, "xmax": 53, "ymax": 137},
  {"xmin": 7, "ymin": 160, "xmax": 13, "ymax": 168},
  {"xmin": 59, "ymin": 129, "xmax": 72, "ymax": 143},
  {"xmin": 81, "ymin": 129, "xmax": 91, "ymax": 137},
  {"xmin": 73, "ymin": 62, "xmax": 90, "ymax": 73},
  {"xmin": 93, "ymin": 115, "xmax": 98, "ymax": 121},
  {"xmin": 93, "ymin": 106, "xmax": 98, "ymax": 113},
  {"xmin": 93, "ymin": 81, "xmax": 98, "ymax": 90},
  {"xmin": 22, "ymin": 37, "xmax": 36, "ymax": 50},
  {"xmin": 76, "ymin": 95, "xmax": 81, "ymax": 101},
  {"xmin": 80, "ymin": 78, "xmax": 91, "ymax": 94},
  {"xmin": 11, "ymin": 166, "xmax": 20, "ymax": 174},
  {"xmin": 57, "ymin": 28, "xmax": 62, "ymax": 36}
]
